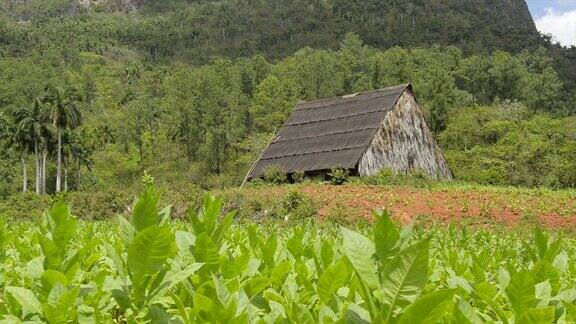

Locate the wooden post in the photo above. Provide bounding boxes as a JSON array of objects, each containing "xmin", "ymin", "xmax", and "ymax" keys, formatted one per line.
[{"xmin": 241, "ymin": 128, "xmax": 277, "ymax": 188}]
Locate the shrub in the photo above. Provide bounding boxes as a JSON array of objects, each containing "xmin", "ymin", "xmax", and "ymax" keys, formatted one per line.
[
  {"xmin": 439, "ymin": 106, "xmax": 576, "ymax": 189},
  {"xmin": 324, "ymin": 202, "xmax": 351, "ymax": 225},
  {"xmin": 281, "ymin": 189, "xmax": 317, "ymax": 221},
  {"xmin": 221, "ymin": 188, "xmax": 283, "ymax": 223},
  {"xmin": 0, "ymin": 192, "xmax": 52, "ymax": 220},
  {"xmin": 409, "ymin": 169, "xmax": 428, "ymax": 180},
  {"xmin": 324, "ymin": 202, "xmax": 369, "ymax": 227},
  {"xmin": 68, "ymin": 189, "xmax": 132, "ymax": 220},
  {"xmin": 203, "ymin": 173, "xmax": 238, "ymax": 190},
  {"xmin": 263, "ymin": 165, "xmax": 287, "ymax": 184},
  {"xmin": 291, "ymin": 171, "xmax": 305, "ymax": 183},
  {"xmin": 159, "ymin": 184, "xmax": 205, "ymax": 219},
  {"xmin": 375, "ymin": 167, "xmax": 395, "ymax": 185},
  {"xmin": 247, "ymin": 178, "xmax": 266, "ymax": 187},
  {"xmin": 328, "ymin": 167, "xmax": 349, "ymax": 185}
]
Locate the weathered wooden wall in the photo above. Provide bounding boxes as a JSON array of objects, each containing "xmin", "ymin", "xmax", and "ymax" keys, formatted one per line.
[{"xmin": 358, "ymin": 90, "xmax": 452, "ymax": 179}]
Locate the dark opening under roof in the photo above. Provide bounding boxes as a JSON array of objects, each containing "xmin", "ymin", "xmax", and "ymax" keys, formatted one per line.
[{"xmin": 247, "ymin": 84, "xmax": 411, "ymax": 179}]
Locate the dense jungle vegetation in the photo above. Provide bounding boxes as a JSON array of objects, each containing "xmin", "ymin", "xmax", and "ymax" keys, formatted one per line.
[{"xmin": 0, "ymin": 0, "xmax": 575, "ymax": 199}]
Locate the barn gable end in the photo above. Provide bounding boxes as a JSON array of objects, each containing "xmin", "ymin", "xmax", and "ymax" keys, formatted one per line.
[{"xmin": 358, "ymin": 89, "xmax": 452, "ymax": 179}]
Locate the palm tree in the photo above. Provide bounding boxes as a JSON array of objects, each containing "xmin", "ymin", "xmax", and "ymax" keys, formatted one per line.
[
  {"xmin": 1, "ymin": 108, "xmax": 37, "ymax": 193},
  {"xmin": 10, "ymin": 110, "xmax": 32, "ymax": 192},
  {"xmin": 0, "ymin": 113, "xmax": 27, "ymax": 191},
  {"xmin": 43, "ymin": 85, "xmax": 82, "ymax": 192},
  {"xmin": 12, "ymin": 100, "xmax": 54, "ymax": 195}
]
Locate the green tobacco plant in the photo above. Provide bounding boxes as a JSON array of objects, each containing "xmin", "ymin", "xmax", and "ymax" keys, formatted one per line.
[
  {"xmin": 108, "ymin": 185, "xmax": 180, "ymax": 321},
  {"xmin": 4, "ymin": 202, "xmax": 83, "ymax": 322},
  {"xmin": 1, "ymin": 188, "xmax": 576, "ymax": 322},
  {"xmin": 37, "ymin": 201, "xmax": 80, "ymax": 280},
  {"xmin": 341, "ymin": 209, "xmax": 456, "ymax": 322}
]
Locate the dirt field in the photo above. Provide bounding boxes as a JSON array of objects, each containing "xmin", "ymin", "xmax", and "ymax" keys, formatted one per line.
[{"xmin": 240, "ymin": 184, "xmax": 576, "ymax": 229}]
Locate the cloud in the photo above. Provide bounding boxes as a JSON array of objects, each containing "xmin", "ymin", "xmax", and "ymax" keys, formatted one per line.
[{"xmin": 535, "ymin": 8, "xmax": 576, "ymax": 46}]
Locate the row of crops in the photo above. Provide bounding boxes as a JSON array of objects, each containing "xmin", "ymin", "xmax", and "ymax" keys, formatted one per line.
[{"xmin": 0, "ymin": 185, "xmax": 575, "ymax": 323}]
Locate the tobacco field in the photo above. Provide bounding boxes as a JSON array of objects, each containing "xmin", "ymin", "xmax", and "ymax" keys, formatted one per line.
[{"xmin": 0, "ymin": 186, "xmax": 575, "ymax": 323}]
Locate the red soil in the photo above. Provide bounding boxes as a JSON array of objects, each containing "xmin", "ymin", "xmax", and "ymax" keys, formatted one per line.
[{"xmin": 277, "ymin": 185, "xmax": 576, "ymax": 229}]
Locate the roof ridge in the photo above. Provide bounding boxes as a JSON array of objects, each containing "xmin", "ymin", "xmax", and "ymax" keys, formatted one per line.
[{"xmin": 295, "ymin": 83, "xmax": 410, "ymax": 109}]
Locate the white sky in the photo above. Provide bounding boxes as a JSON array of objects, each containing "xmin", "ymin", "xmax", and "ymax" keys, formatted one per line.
[{"xmin": 529, "ymin": 0, "xmax": 576, "ymax": 46}]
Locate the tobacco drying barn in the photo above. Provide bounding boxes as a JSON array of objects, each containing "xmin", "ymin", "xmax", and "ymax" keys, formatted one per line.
[{"xmin": 247, "ymin": 84, "xmax": 452, "ymax": 180}]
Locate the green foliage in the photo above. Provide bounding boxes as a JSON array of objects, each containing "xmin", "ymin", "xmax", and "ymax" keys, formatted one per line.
[
  {"xmin": 0, "ymin": 192, "xmax": 52, "ymax": 220},
  {"xmin": 317, "ymin": 259, "xmax": 349, "ymax": 302},
  {"xmin": 110, "ymin": 184, "xmax": 178, "ymax": 320},
  {"xmin": 397, "ymin": 289, "xmax": 456, "ymax": 324},
  {"xmin": 440, "ymin": 106, "xmax": 576, "ymax": 187},
  {"xmin": 291, "ymin": 171, "xmax": 305, "ymax": 183},
  {"xmin": 380, "ymin": 239, "xmax": 430, "ymax": 320},
  {"xmin": 1, "ymin": 18, "xmax": 575, "ymax": 196},
  {"xmin": 127, "ymin": 225, "xmax": 173, "ymax": 280},
  {"xmin": 67, "ymin": 189, "xmax": 131, "ymax": 220},
  {"xmin": 263, "ymin": 165, "xmax": 287, "ymax": 184},
  {"xmin": 281, "ymin": 189, "xmax": 317, "ymax": 221},
  {"xmin": 328, "ymin": 167, "xmax": 349, "ymax": 185},
  {"xmin": 131, "ymin": 186, "xmax": 161, "ymax": 232},
  {"xmin": 324, "ymin": 202, "xmax": 364, "ymax": 227},
  {"xmin": 0, "ymin": 0, "xmax": 562, "ymax": 69},
  {"xmin": 0, "ymin": 28, "xmax": 574, "ymax": 194},
  {"xmin": 221, "ymin": 187, "xmax": 317, "ymax": 224}
]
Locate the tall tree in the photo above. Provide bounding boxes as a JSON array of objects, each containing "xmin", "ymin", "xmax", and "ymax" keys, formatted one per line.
[
  {"xmin": 10, "ymin": 109, "xmax": 31, "ymax": 192},
  {"xmin": 62, "ymin": 130, "xmax": 92, "ymax": 191},
  {"xmin": 164, "ymin": 69, "xmax": 204, "ymax": 162},
  {"xmin": 0, "ymin": 113, "xmax": 27, "ymax": 191},
  {"xmin": 43, "ymin": 85, "xmax": 82, "ymax": 192},
  {"xmin": 12, "ymin": 100, "xmax": 53, "ymax": 195},
  {"xmin": 457, "ymin": 55, "xmax": 491, "ymax": 106}
]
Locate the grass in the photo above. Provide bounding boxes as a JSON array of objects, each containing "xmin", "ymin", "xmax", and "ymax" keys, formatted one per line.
[{"xmin": 1, "ymin": 178, "xmax": 574, "ymax": 230}]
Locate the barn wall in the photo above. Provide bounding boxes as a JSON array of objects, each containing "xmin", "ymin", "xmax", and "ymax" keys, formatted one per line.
[{"xmin": 358, "ymin": 90, "xmax": 452, "ymax": 179}]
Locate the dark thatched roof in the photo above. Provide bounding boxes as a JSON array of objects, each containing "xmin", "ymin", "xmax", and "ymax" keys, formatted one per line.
[{"xmin": 247, "ymin": 84, "xmax": 411, "ymax": 179}]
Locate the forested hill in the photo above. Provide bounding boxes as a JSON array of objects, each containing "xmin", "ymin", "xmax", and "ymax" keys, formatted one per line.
[
  {"xmin": 0, "ymin": 0, "xmax": 543, "ymax": 61},
  {"xmin": 4, "ymin": 0, "xmax": 573, "ymax": 90}
]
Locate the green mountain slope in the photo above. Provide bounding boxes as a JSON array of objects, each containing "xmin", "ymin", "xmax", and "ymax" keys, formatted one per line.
[
  {"xmin": 3, "ymin": 0, "xmax": 572, "ymax": 91},
  {"xmin": 1, "ymin": 0, "xmax": 542, "ymax": 60}
]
